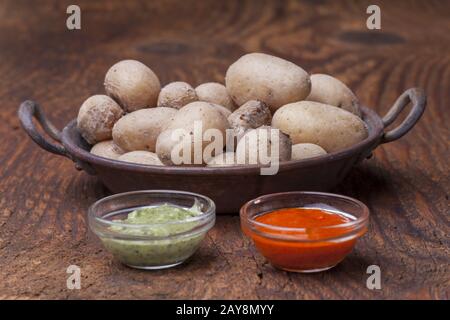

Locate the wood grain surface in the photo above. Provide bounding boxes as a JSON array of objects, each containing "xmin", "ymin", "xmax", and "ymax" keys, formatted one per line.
[{"xmin": 0, "ymin": 0, "xmax": 448, "ymax": 299}]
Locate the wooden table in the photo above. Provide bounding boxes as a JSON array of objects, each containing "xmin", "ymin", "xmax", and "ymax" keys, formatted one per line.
[{"xmin": 0, "ymin": 0, "xmax": 448, "ymax": 299}]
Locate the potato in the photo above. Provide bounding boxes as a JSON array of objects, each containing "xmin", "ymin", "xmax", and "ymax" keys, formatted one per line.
[
  {"xmin": 157, "ymin": 81, "xmax": 198, "ymax": 109},
  {"xmin": 306, "ymin": 74, "xmax": 361, "ymax": 116},
  {"xmin": 272, "ymin": 101, "xmax": 368, "ymax": 152},
  {"xmin": 236, "ymin": 126, "xmax": 291, "ymax": 165},
  {"xmin": 104, "ymin": 60, "xmax": 161, "ymax": 112},
  {"xmin": 112, "ymin": 107, "xmax": 177, "ymax": 152},
  {"xmin": 77, "ymin": 95, "xmax": 123, "ymax": 144},
  {"xmin": 228, "ymin": 100, "xmax": 272, "ymax": 141},
  {"xmin": 225, "ymin": 53, "xmax": 311, "ymax": 112},
  {"xmin": 155, "ymin": 129, "xmax": 209, "ymax": 166},
  {"xmin": 195, "ymin": 82, "xmax": 236, "ymax": 111},
  {"xmin": 155, "ymin": 129, "xmax": 181, "ymax": 165},
  {"xmin": 90, "ymin": 140, "xmax": 124, "ymax": 159},
  {"xmin": 118, "ymin": 151, "xmax": 163, "ymax": 166},
  {"xmin": 166, "ymin": 101, "xmax": 229, "ymax": 133},
  {"xmin": 206, "ymin": 152, "xmax": 237, "ymax": 167},
  {"xmin": 291, "ymin": 143, "xmax": 327, "ymax": 160},
  {"xmin": 159, "ymin": 101, "xmax": 230, "ymax": 165}
]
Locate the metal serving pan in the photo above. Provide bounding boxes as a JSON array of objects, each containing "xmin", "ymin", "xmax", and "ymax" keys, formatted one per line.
[{"xmin": 19, "ymin": 88, "xmax": 426, "ymax": 213}]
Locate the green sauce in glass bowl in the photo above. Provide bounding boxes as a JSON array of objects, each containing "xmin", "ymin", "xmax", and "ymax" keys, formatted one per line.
[{"xmin": 88, "ymin": 191, "xmax": 216, "ymax": 270}]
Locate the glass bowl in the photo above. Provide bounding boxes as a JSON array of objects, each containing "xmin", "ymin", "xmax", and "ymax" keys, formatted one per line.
[
  {"xmin": 88, "ymin": 190, "xmax": 216, "ymax": 270},
  {"xmin": 240, "ymin": 191, "xmax": 369, "ymax": 273}
]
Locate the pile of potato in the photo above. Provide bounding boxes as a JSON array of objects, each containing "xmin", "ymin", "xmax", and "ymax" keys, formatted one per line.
[{"xmin": 77, "ymin": 53, "xmax": 368, "ymax": 167}]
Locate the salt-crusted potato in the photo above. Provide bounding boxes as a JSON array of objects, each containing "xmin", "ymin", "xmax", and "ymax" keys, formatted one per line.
[
  {"xmin": 104, "ymin": 60, "xmax": 161, "ymax": 112},
  {"xmin": 272, "ymin": 101, "xmax": 368, "ymax": 152},
  {"xmin": 225, "ymin": 53, "xmax": 311, "ymax": 112},
  {"xmin": 77, "ymin": 95, "xmax": 123, "ymax": 144},
  {"xmin": 118, "ymin": 151, "xmax": 163, "ymax": 166},
  {"xmin": 155, "ymin": 129, "xmax": 208, "ymax": 166},
  {"xmin": 90, "ymin": 140, "xmax": 124, "ymax": 159},
  {"xmin": 291, "ymin": 143, "xmax": 327, "ymax": 160},
  {"xmin": 112, "ymin": 107, "xmax": 177, "ymax": 152},
  {"xmin": 211, "ymin": 103, "xmax": 232, "ymax": 119},
  {"xmin": 195, "ymin": 82, "xmax": 236, "ymax": 111},
  {"xmin": 306, "ymin": 74, "xmax": 361, "ymax": 116},
  {"xmin": 228, "ymin": 100, "xmax": 272, "ymax": 141},
  {"xmin": 236, "ymin": 126, "xmax": 292, "ymax": 165},
  {"xmin": 158, "ymin": 101, "xmax": 230, "ymax": 165},
  {"xmin": 157, "ymin": 81, "xmax": 198, "ymax": 109},
  {"xmin": 206, "ymin": 152, "xmax": 237, "ymax": 167},
  {"xmin": 165, "ymin": 101, "xmax": 229, "ymax": 133}
]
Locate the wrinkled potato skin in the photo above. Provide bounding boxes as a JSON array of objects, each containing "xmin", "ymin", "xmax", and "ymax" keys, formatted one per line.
[
  {"xmin": 306, "ymin": 74, "xmax": 361, "ymax": 116},
  {"xmin": 104, "ymin": 60, "xmax": 161, "ymax": 112},
  {"xmin": 272, "ymin": 101, "xmax": 368, "ymax": 152},
  {"xmin": 77, "ymin": 95, "xmax": 123, "ymax": 145},
  {"xmin": 118, "ymin": 151, "xmax": 163, "ymax": 166},
  {"xmin": 228, "ymin": 100, "xmax": 272, "ymax": 141},
  {"xmin": 236, "ymin": 126, "xmax": 292, "ymax": 165},
  {"xmin": 225, "ymin": 53, "xmax": 311, "ymax": 112},
  {"xmin": 195, "ymin": 82, "xmax": 236, "ymax": 111},
  {"xmin": 291, "ymin": 143, "xmax": 327, "ymax": 160},
  {"xmin": 206, "ymin": 152, "xmax": 237, "ymax": 167},
  {"xmin": 90, "ymin": 140, "xmax": 125, "ymax": 159},
  {"xmin": 112, "ymin": 107, "xmax": 177, "ymax": 152},
  {"xmin": 157, "ymin": 81, "xmax": 198, "ymax": 109}
]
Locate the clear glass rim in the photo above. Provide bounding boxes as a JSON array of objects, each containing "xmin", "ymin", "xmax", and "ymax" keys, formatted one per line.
[
  {"xmin": 88, "ymin": 189, "xmax": 216, "ymax": 229},
  {"xmin": 240, "ymin": 191, "xmax": 370, "ymax": 241}
]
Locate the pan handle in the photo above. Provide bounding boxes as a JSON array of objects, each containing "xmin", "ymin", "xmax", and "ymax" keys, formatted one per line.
[
  {"xmin": 18, "ymin": 100, "xmax": 70, "ymax": 158},
  {"xmin": 380, "ymin": 88, "xmax": 426, "ymax": 144},
  {"xmin": 18, "ymin": 100, "xmax": 96, "ymax": 174}
]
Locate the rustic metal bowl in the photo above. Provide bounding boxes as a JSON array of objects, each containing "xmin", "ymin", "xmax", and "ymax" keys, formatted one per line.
[{"xmin": 18, "ymin": 88, "xmax": 426, "ymax": 213}]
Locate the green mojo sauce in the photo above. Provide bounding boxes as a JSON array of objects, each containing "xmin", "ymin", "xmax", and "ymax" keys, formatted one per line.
[{"xmin": 100, "ymin": 204, "xmax": 206, "ymax": 268}]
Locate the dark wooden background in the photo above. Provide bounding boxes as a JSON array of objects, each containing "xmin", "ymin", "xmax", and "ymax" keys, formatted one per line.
[{"xmin": 0, "ymin": 0, "xmax": 448, "ymax": 299}]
